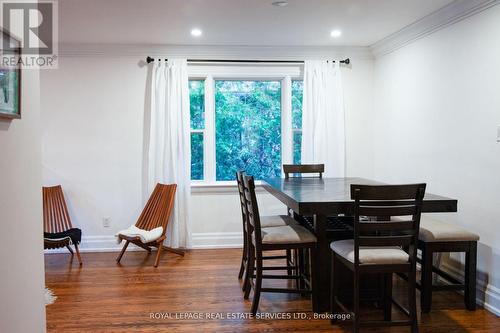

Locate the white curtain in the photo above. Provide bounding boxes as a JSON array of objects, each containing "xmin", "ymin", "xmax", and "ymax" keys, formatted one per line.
[
  {"xmin": 301, "ymin": 60, "xmax": 345, "ymax": 177},
  {"xmin": 147, "ymin": 59, "xmax": 192, "ymax": 249}
]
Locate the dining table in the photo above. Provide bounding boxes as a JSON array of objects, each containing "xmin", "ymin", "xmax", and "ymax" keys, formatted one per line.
[{"xmin": 262, "ymin": 177, "xmax": 458, "ymax": 313}]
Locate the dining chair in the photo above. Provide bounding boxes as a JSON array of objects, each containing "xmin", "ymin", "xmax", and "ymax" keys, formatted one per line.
[
  {"xmin": 282, "ymin": 164, "xmax": 353, "ymax": 292},
  {"xmin": 43, "ymin": 185, "xmax": 83, "ymax": 265},
  {"xmin": 236, "ymin": 171, "xmax": 295, "ymax": 291},
  {"xmin": 283, "ymin": 164, "xmax": 325, "ymax": 217},
  {"xmin": 330, "ymin": 183, "xmax": 426, "ymax": 333},
  {"xmin": 417, "ymin": 217, "xmax": 479, "ymax": 312},
  {"xmin": 242, "ymin": 174, "xmax": 318, "ymax": 315},
  {"xmin": 116, "ymin": 183, "xmax": 184, "ymax": 267},
  {"xmin": 281, "ymin": 164, "xmax": 354, "ymax": 230}
]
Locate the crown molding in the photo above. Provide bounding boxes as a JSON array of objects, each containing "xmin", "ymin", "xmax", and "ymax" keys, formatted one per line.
[
  {"xmin": 58, "ymin": 43, "xmax": 373, "ymax": 60},
  {"xmin": 370, "ymin": 0, "xmax": 500, "ymax": 57}
]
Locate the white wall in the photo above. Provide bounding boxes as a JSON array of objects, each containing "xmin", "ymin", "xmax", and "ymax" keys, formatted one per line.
[
  {"xmin": 0, "ymin": 70, "xmax": 46, "ymax": 331},
  {"xmin": 373, "ymin": 4, "xmax": 500, "ymax": 315},
  {"xmin": 40, "ymin": 54, "xmax": 374, "ymax": 250},
  {"xmin": 41, "ymin": 57, "xmax": 146, "ymax": 248}
]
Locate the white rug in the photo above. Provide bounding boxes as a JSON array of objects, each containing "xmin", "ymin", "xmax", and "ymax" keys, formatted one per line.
[{"xmin": 44, "ymin": 287, "xmax": 57, "ymax": 305}]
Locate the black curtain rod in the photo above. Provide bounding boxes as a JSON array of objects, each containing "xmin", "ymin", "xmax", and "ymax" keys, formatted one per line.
[{"xmin": 146, "ymin": 56, "xmax": 350, "ymax": 65}]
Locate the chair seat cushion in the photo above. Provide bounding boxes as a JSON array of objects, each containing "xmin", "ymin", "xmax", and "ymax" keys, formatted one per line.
[
  {"xmin": 330, "ymin": 239, "xmax": 409, "ymax": 264},
  {"xmin": 260, "ymin": 217, "xmax": 316, "ymax": 244},
  {"xmin": 260, "ymin": 215, "xmax": 290, "ymax": 228},
  {"xmin": 116, "ymin": 225, "xmax": 163, "ymax": 244},
  {"xmin": 44, "ymin": 228, "xmax": 82, "ymax": 246},
  {"xmin": 419, "ymin": 217, "xmax": 479, "ymax": 242}
]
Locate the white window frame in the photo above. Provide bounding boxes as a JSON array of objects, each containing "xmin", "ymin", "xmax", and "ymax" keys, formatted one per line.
[
  {"xmin": 188, "ymin": 79, "xmax": 207, "ymax": 182},
  {"xmin": 188, "ymin": 64, "xmax": 303, "ymax": 185}
]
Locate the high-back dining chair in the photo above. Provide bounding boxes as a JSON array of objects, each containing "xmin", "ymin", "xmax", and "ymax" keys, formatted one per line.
[
  {"xmin": 236, "ymin": 171, "xmax": 249, "ymax": 279},
  {"xmin": 282, "ymin": 164, "xmax": 324, "ymax": 216},
  {"xmin": 330, "ymin": 183, "xmax": 426, "ymax": 333},
  {"xmin": 236, "ymin": 171, "xmax": 294, "ymax": 291},
  {"xmin": 242, "ymin": 175, "xmax": 317, "ymax": 315},
  {"xmin": 283, "ymin": 164, "xmax": 324, "ymax": 179},
  {"xmin": 116, "ymin": 183, "xmax": 184, "ymax": 267},
  {"xmin": 43, "ymin": 185, "xmax": 83, "ymax": 265},
  {"xmin": 281, "ymin": 163, "xmax": 351, "ymax": 292}
]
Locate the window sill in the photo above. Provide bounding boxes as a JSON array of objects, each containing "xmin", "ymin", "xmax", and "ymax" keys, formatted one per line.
[{"xmin": 190, "ymin": 180, "xmax": 268, "ymax": 194}]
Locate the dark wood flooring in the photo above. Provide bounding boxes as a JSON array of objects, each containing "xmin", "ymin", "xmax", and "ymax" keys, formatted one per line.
[{"xmin": 45, "ymin": 249, "xmax": 499, "ymax": 332}]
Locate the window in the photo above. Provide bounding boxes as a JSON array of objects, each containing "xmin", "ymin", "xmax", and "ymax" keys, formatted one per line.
[
  {"xmin": 188, "ymin": 66, "xmax": 303, "ymax": 183},
  {"xmin": 215, "ymin": 80, "xmax": 282, "ymax": 181},
  {"xmin": 292, "ymin": 80, "xmax": 303, "ymax": 164},
  {"xmin": 189, "ymin": 80, "xmax": 205, "ymax": 180}
]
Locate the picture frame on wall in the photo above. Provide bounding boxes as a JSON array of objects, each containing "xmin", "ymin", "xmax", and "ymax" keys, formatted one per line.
[{"xmin": 0, "ymin": 29, "xmax": 21, "ymax": 119}]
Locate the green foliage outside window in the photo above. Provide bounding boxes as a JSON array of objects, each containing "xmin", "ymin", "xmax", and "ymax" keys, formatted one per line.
[
  {"xmin": 292, "ymin": 80, "xmax": 303, "ymax": 129},
  {"xmin": 189, "ymin": 80, "xmax": 205, "ymax": 129},
  {"xmin": 292, "ymin": 81, "xmax": 303, "ymax": 164},
  {"xmin": 188, "ymin": 79, "xmax": 304, "ymax": 181},
  {"xmin": 190, "ymin": 80, "xmax": 204, "ymax": 180},
  {"xmin": 293, "ymin": 132, "xmax": 302, "ymax": 165},
  {"xmin": 190, "ymin": 132, "xmax": 204, "ymax": 180},
  {"xmin": 215, "ymin": 81, "xmax": 282, "ymax": 181}
]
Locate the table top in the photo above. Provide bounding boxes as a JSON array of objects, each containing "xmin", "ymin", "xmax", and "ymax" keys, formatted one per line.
[{"xmin": 262, "ymin": 177, "xmax": 457, "ymax": 215}]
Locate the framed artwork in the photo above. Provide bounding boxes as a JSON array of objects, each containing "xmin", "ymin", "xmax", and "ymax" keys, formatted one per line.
[{"xmin": 0, "ymin": 30, "xmax": 21, "ymax": 119}]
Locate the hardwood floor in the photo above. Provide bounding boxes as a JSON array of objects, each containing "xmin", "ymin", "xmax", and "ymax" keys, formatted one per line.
[{"xmin": 45, "ymin": 249, "xmax": 499, "ymax": 333}]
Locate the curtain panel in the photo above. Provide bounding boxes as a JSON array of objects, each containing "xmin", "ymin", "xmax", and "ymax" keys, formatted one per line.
[
  {"xmin": 147, "ymin": 59, "xmax": 192, "ymax": 249},
  {"xmin": 301, "ymin": 60, "xmax": 345, "ymax": 177}
]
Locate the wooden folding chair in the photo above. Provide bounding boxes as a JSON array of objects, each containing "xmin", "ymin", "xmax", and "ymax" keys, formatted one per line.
[
  {"xmin": 43, "ymin": 185, "xmax": 83, "ymax": 265},
  {"xmin": 116, "ymin": 183, "xmax": 184, "ymax": 267}
]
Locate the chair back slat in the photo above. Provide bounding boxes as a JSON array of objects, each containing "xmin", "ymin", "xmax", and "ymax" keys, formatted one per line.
[
  {"xmin": 140, "ymin": 187, "xmax": 161, "ymax": 230},
  {"xmin": 351, "ymin": 183, "xmax": 426, "ymax": 266},
  {"xmin": 351, "ymin": 184, "xmax": 424, "ymax": 200},
  {"xmin": 358, "ymin": 235, "xmax": 414, "ymax": 247},
  {"xmin": 135, "ymin": 183, "xmax": 177, "ymax": 232},
  {"xmin": 147, "ymin": 186, "xmax": 167, "ymax": 230},
  {"xmin": 283, "ymin": 164, "xmax": 324, "ymax": 179},
  {"xmin": 43, "ymin": 185, "xmax": 73, "ymax": 233},
  {"xmin": 358, "ymin": 221, "xmax": 414, "ymax": 232},
  {"xmin": 142, "ymin": 188, "xmax": 161, "ymax": 230},
  {"xmin": 358, "ymin": 205, "xmax": 417, "ymax": 217},
  {"xmin": 157, "ymin": 188, "xmax": 173, "ymax": 229},
  {"xmin": 56, "ymin": 189, "xmax": 68, "ymax": 229}
]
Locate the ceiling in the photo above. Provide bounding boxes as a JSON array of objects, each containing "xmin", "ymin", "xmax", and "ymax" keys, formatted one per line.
[{"xmin": 59, "ymin": 0, "xmax": 455, "ymax": 46}]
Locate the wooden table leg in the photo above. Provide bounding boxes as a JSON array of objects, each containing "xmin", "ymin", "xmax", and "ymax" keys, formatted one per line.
[{"xmin": 312, "ymin": 213, "xmax": 330, "ymax": 313}]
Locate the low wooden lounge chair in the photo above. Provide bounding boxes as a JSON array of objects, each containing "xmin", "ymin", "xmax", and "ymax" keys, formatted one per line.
[
  {"xmin": 43, "ymin": 185, "xmax": 83, "ymax": 265},
  {"xmin": 116, "ymin": 183, "xmax": 184, "ymax": 267}
]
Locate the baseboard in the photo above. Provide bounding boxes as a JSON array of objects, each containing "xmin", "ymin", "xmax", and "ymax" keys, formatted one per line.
[
  {"xmin": 191, "ymin": 232, "xmax": 243, "ymax": 249},
  {"xmin": 439, "ymin": 261, "xmax": 500, "ymax": 316},
  {"xmin": 44, "ymin": 232, "xmax": 243, "ymax": 254}
]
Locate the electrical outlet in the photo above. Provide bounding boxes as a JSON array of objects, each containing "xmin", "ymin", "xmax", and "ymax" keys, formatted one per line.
[{"xmin": 102, "ymin": 217, "xmax": 111, "ymax": 228}]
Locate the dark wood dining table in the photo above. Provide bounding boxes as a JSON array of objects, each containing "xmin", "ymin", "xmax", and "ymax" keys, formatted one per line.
[{"xmin": 262, "ymin": 177, "xmax": 458, "ymax": 313}]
